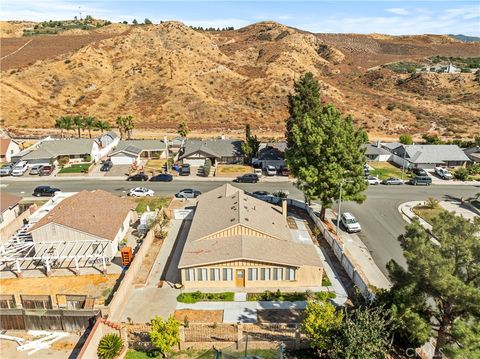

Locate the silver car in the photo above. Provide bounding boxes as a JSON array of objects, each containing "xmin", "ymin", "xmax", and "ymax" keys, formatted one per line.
[
  {"xmin": 29, "ymin": 164, "xmax": 43, "ymax": 175},
  {"xmin": 0, "ymin": 164, "xmax": 13, "ymax": 176}
]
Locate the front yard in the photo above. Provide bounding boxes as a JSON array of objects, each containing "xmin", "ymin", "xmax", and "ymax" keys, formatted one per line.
[
  {"xmin": 134, "ymin": 196, "xmax": 171, "ymax": 214},
  {"xmin": 215, "ymin": 164, "xmax": 253, "ymax": 177},
  {"xmin": 177, "ymin": 291, "xmax": 234, "ymax": 303},
  {"xmin": 369, "ymin": 161, "xmax": 409, "ymax": 180},
  {"xmin": 247, "ymin": 290, "xmax": 335, "ymax": 302},
  {"xmin": 58, "ymin": 163, "xmax": 92, "ymax": 174}
]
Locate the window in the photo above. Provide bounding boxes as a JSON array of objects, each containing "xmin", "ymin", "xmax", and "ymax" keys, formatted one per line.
[
  {"xmin": 248, "ymin": 268, "xmax": 258, "ymax": 281},
  {"xmin": 210, "ymin": 268, "xmax": 220, "ymax": 281},
  {"xmin": 273, "ymin": 268, "xmax": 283, "ymax": 281},
  {"xmin": 185, "ymin": 268, "xmax": 195, "ymax": 281},
  {"xmin": 197, "ymin": 268, "xmax": 208, "ymax": 281},
  {"xmin": 223, "ymin": 268, "xmax": 233, "ymax": 281},
  {"xmin": 286, "ymin": 268, "xmax": 296, "ymax": 281},
  {"xmin": 261, "ymin": 268, "xmax": 270, "ymax": 281}
]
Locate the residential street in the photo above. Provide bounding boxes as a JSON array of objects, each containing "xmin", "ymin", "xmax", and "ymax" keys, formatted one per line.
[{"xmin": 2, "ymin": 178, "xmax": 478, "ymax": 276}]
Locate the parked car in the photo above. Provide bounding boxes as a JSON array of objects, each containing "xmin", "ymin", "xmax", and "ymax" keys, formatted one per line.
[
  {"xmin": 234, "ymin": 173, "xmax": 259, "ymax": 183},
  {"xmin": 251, "ymin": 190, "xmax": 270, "ymax": 200},
  {"xmin": 279, "ymin": 165, "xmax": 290, "ymax": 176},
  {"xmin": 412, "ymin": 168, "xmax": 428, "ymax": 177},
  {"xmin": 100, "ymin": 160, "xmax": 113, "ymax": 172},
  {"xmin": 128, "ymin": 187, "xmax": 155, "ymax": 197},
  {"xmin": 175, "ymin": 189, "xmax": 201, "ymax": 198},
  {"xmin": 340, "ymin": 212, "xmax": 361, "ymax": 233},
  {"xmin": 33, "ymin": 186, "xmax": 61, "ymax": 197},
  {"xmin": 265, "ymin": 165, "xmax": 277, "ymax": 176},
  {"xmin": 127, "ymin": 173, "xmax": 149, "ymax": 181},
  {"xmin": 0, "ymin": 164, "xmax": 13, "ymax": 176},
  {"xmin": 409, "ymin": 175, "xmax": 432, "ymax": 186},
  {"xmin": 180, "ymin": 164, "xmax": 191, "ymax": 176},
  {"xmin": 29, "ymin": 164, "xmax": 43, "ymax": 175},
  {"xmin": 11, "ymin": 161, "xmax": 29, "ymax": 176},
  {"xmin": 150, "ymin": 173, "xmax": 173, "ymax": 182},
  {"xmin": 435, "ymin": 167, "xmax": 453, "ymax": 180},
  {"xmin": 364, "ymin": 164, "xmax": 370, "ymax": 176},
  {"xmin": 39, "ymin": 165, "xmax": 55, "ymax": 176},
  {"xmin": 365, "ymin": 175, "xmax": 380, "ymax": 185},
  {"xmin": 253, "ymin": 168, "xmax": 263, "ymax": 177},
  {"xmin": 382, "ymin": 177, "xmax": 403, "ymax": 185}
]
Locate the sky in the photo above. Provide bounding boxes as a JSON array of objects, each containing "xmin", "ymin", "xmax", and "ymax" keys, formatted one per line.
[{"xmin": 1, "ymin": 0, "xmax": 479, "ymax": 36}]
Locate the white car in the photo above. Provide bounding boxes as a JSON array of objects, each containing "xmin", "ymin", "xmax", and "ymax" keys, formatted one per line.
[
  {"xmin": 265, "ymin": 165, "xmax": 277, "ymax": 176},
  {"xmin": 366, "ymin": 175, "xmax": 380, "ymax": 185},
  {"xmin": 11, "ymin": 161, "xmax": 29, "ymax": 176},
  {"xmin": 128, "ymin": 187, "xmax": 155, "ymax": 197},
  {"xmin": 435, "ymin": 167, "xmax": 453, "ymax": 180},
  {"xmin": 253, "ymin": 168, "xmax": 263, "ymax": 177},
  {"xmin": 340, "ymin": 212, "xmax": 361, "ymax": 233}
]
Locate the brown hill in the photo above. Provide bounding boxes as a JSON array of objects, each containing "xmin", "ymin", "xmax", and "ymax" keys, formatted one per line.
[{"xmin": 1, "ymin": 21, "xmax": 479, "ymax": 138}]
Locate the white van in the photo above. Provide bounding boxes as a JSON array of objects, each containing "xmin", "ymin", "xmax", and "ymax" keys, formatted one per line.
[{"xmin": 11, "ymin": 161, "xmax": 29, "ymax": 176}]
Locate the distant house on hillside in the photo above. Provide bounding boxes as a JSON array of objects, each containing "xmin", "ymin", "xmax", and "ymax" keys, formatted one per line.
[
  {"xmin": 445, "ymin": 63, "xmax": 461, "ymax": 73},
  {"xmin": 179, "ymin": 139, "xmax": 244, "ymax": 166}
]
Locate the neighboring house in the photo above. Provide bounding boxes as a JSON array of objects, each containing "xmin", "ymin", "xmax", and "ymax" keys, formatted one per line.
[
  {"xmin": 179, "ymin": 139, "xmax": 244, "ymax": 166},
  {"xmin": 0, "ymin": 138, "xmax": 21, "ymax": 163},
  {"xmin": 95, "ymin": 131, "xmax": 119, "ymax": 159},
  {"xmin": 12, "ymin": 139, "xmax": 100, "ymax": 165},
  {"xmin": 27, "ymin": 190, "xmax": 135, "ymax": 260},
  {"xmin": 109, "ymin": 140, "xmax": 167, "ymax": 165},
  {"xmin": 464, "ymin": 146, "xmax": 480, "ymax": 163},
  {"xmin": 168, "ymin": 137, "xmax": 186, "ymax": 153},
  {"xmin": 445, "ymin": 63, "xmax": 461, "ymax": 74},
  {"xmin": 386, "ymin": 144, "xmax": 470, "ymax": 169},
  {"xmin": 178, "ymin": 184, "xmax": 323, "ymax": 289},
  {"xmin": 363, "ymin": 143, "xmax": 392, "ymax": 162},
  {"xmin": 253, "ymin": 142, "xmax": 287, "ymax": 169},
  {"xmin": 0, "ymin": 192, "xmax": 22, "ymax": 232}
]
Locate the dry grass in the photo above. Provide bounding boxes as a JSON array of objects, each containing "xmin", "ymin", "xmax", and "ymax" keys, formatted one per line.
[
  {"xmin": 216, "ymin": 164, "xmax": 253, "ymax": 176},
  {"xmin": 174, "ymin": 309, "xmax": 224, "ymax": 323},
  {"xmin": 145, "ymin": 159, "xmax": 167, "ymax": 172},
  {"xmin": 133, "ymin": 238, "xmax": 163, "ymax": 286},
  {"xmin": 412, "ymin": 205, "xmax": 446, "ymax": 225}
]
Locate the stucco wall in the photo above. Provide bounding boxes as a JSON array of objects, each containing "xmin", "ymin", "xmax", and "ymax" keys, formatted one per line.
[{"xmin": 0, "ymin": 206, "xmax": 20, "ymax": 231}]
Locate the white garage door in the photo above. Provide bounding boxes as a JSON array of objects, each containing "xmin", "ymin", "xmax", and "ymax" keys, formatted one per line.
[
  {"xmin": 111, "ymin": 155, "xmax": 136, "ymax": 165},
  {"xmin": 183, "ymin": 158, "xmax": 205, "ymax": 166}
]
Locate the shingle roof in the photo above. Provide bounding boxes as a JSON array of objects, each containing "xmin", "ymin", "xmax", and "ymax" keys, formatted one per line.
[
  {"xmin": 21, "ymin": 139, "xmax": 95, "ymax": 160},
  {"xmin": 404, "ymin": 145, "xmax": 470, "ymax": 164},
  {"xmin": 28, "ymin": 190, "xmax": 135, "ymax": 241},
  {"xmin": 381, "ymin": 142, "xmax": 403, "ymax": 151},
  {"xmin": 178, "ymin": 184, "xmax": 322, "ymax": 268},
  {"xmin": 1, "ymin": 192, "xmax": 21, "ymax": 213},
  {"xmin": 179, "ymin": 139, "xmax": 244, "ymax": 160},
  {"xmin": 114, "ymin": 140, "xmax": 166, "ymax": 152},
  {"xmin": 363, "ymin": 144, "xmax": 391, "ymax": 156}
]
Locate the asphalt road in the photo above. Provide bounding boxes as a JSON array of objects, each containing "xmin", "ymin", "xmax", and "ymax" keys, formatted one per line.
[{"xmin": 2, "ymin": 178, "xmax": 479, "ymax": 276}]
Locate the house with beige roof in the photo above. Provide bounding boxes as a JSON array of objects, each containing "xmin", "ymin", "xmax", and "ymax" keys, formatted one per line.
[
  {"xmin": 28, "ymin": 190, "xmax": 136, "ymax": 260},
  {"xmin": 178, "ymin": 184, "xmax": 323, "ymax": 289}
]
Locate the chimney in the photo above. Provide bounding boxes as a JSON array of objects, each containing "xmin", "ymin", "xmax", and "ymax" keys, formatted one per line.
[
  {"xmin": 376, "ymin": 140, "xmax": 381, "ymax": 148},
  {"xmin": 281, "ymin": 198, "xmax": 287, "ymax": 219}
]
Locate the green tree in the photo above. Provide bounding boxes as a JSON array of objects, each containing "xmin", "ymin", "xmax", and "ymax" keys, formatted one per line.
[
  {"xmin": 444, "ymin": 318, "xmax": 480, "ymax": 359},
  {"xmin": 97, "ymin": 333, "xmax": 123, "ymax": 359},
  {"xmin": 95, "ymin": 120, "xmax": 111, "ymax": 134},
  {"xmin": 72, "ymin": 115, "xmax": 85, "ymax": 138},
  {"xmin": 115, "ymin": 116, "xmax": 125, "ymax": 139},
  {"xmin": 83, "ymin": 116, "xmax": 96, "ymax": 138},
  {"xmin": 124, "ymin": 115, "xmax": 134, "ymax": 139},
  {"xmin": 285, "ymin": 76, "xmax": 368, "ymax": 219},
  {"xmin": 301, "ymin": 299, "xmax": 343, "ymax": 354},
  {"xmin": 177, "ymin": 121, "xmax": 190, "ymax": 138},
  {"xmin": 132, "ymin": 19, "xmax": 138, "ymax": 25},
  {"xmin": 330, "ymin": 306, "xmax": 394, "ymax": 359},
  {"xmin": 144, "ymin": 18, "xmax": 152, "ymax": 25},
  {"xmin": 241, "ymin": 124, "xmax": 260, "ymax": 163},
  {"xmin": 382, "ymin": 212, "xmax": 480, "ymax": 357},
  {"xmin": 399, "ymin": 133, "xmax": 413, "ymax": 145},
  {"xmin": 422, "ymin": 133, "xmax": 442, "ymax": 144},
  {"xmin": 149, "ymin": 315, "xmax": 180, "ymax": 358},
  {"xmin": 54, "ymin": 116, "xmax": 73, "ymax": 138}
]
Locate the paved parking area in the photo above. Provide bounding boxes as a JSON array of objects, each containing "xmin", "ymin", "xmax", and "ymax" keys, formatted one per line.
[{"xmin": 105, "ymin": 165, "xmax": 130, "ymax": 177}]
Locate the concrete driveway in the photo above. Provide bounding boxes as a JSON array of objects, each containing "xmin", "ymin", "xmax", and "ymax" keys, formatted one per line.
[{"xmin": 105, "ymin": 165, "xmax": 130, "ymax": 177}]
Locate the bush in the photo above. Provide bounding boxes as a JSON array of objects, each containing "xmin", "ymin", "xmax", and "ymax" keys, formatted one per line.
[
  {"xmin": 149, "ymin": 316, "xmax": 180, "ymax": 358},
  {"xmin": 84, "ymin": 154, "xmax": 92, "ymax": 162},
  {"xmin": 97, "ymin": 333, "xmax": 123, "ymax": 359},
  {"xmin": 203, "ymin": 158, "xmax": 211, "ymax": 177},
  {"xmin": 58, "ymin": 156, "xmax": 69, "ymax": 167},
  {"xmin": 455, "ymin": 167, "xmax": 470, "ymax": 181},
  {"xmin": 176, "ymin": 291, "xmax": 234, "ymax": 303},
  {"xmin": 425, "ymin": 197, "xmax": 440, "ymax": 209}
]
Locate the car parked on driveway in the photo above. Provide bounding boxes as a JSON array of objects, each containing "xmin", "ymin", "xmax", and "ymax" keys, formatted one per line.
[
  {"xmin": 11, "ymin": 161, "xmax": 29, "ymax": 176},
  {"xmin": 411, "ymin": 168, "xmax": 428, "ymax": 177},
  {"xmin": 127, "ymin": 173, "xmax": 149, "ymax": 181},
  {"xmin": 150, "ymin": 173, "xmax": 173, "ymax": 182},
  {"xmin": 100, "ymin": 160, "xmax": 113, "ymax": 172},
  {"xmin": 0, "ymin": 164, "xmax": 13, "ymax": 176},
  {"xmin": 366, "ymin": 175, "xmax": 380, "ymax": 185},
  {"xmin": 265, "ymin": 165, "xmax": 277, "ymax": 176},
  {"xmin": 409, "ymin": 175, "xmax": 432, "ymax": 186},
  {"xmin": 382, "ymin": 177, "xmax": 403, "ymax": 185},
  {"xmin": 29, "ymin": 164, "xmax": 43, "ymax": 175},
  {"xmin": 253, "ymin": 168, "xmax": 263, "ymax": 178},
  {"xmin": 179, "ymin": 164, "xmax": 191, "ymax": 176},
  {"xmin": 340, "ymin": 212, "xmax": 361, "ymax": 233},
  {"xmin": 33, "ymin": 186, "xmax": 61, "ymax": 197},
  {"xmin": 435, "ymin": 167, "xmax": 453, "ymax": 180},
  {"xmin": 39, "ymin": 165, "xmax": 55, "ymax": 176},
  {"xmin": 128, "ymin": 187, "xmax": 155, "ymax": 197},
  {"xmin": 234, "ymin": 173, "xmax": 259, "ymax": 183},
  {"xmin": 279, "ymin": 165, "xmax": 290, "ymax": 176},
  {"xmin": 175, "ymin": 189, "xmax": 201, "ymax": 198}
]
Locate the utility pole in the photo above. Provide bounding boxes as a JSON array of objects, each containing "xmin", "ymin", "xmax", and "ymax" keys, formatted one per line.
[
  {"xmin": 78, "ymin": 6, "xmax": 82, "ymax": 20},
  {"xmin": 164, "ymin": 135, "xmax": 169, "ymax": 172},
  {"xmin": 401, "ymin": 146, "xmax": 407, "ymax": 180},
  {"xmin": 336, "ymin": 179, "xmax": 343, "ymax": 235}
]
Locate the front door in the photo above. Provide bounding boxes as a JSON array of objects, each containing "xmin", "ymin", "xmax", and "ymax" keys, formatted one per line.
[{"xmin": 235, "ymin": 269, "xmax": 245, "ymax": 287}]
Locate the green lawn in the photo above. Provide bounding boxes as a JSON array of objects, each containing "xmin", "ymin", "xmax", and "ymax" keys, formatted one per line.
[
  {"xmin": 369, "ymin": 161, "xmax": 410, "ymax": 180},
  {"xmin": 177, "ymin": 291, "xmax": 234, "ymax": 303},
  {"xmin": 58, "ymin": 163, "xmax": 92, "ymax": 174},
  {"xmin": 247, "ymin": 290, "xmax": 335, "ymax": 302},
  {"xmin": 412, "ymin": 205, "xmax": 446, "ymax": 225},
  {"xmin": 134, "ymin": 196, "xmax": 171, "ymax": 214}
]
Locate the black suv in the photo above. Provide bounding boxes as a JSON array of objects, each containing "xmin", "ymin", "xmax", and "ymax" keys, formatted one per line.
[
  {"xmin": 100, "ymin": 160, "xmax": 113, "ymax": 172},
  {"xmin": 411, "ymin": 168, "xmax": 428, "ymax": 177},
  {"xmin": 33, "ymin": 186, "xmax": 60, "ymax": 197},
  {"xmin": 127, "ymin": 173, "xmax": 149, "ymax": 181},
  {"xmin": 179, "ymin": 164, "xmax": 191, "ymax": 176},
  {"xmin": 235, "ymin": 173, "xmax": 259, "ymax": 183}
]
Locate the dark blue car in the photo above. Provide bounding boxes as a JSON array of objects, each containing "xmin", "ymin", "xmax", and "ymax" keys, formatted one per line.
[{"xmin": 150, "ymin": 173, "xmax": 173, "ymax": 182}]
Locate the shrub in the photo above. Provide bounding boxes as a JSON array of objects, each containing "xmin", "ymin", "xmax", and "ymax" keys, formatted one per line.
[
  {"xmin": 149, "ymin": 316, "xmax": 180, "ymax": 357},
  {"xmin": 203, "ymin": 158, "xmax": 211, "ymax": 177},
  {"xmin": 97, "ymin": 333, "xmax": 123, "ymax": 359},
  {"xmin": 425, "ymin": 197, "xmax": 440, "ymax": 209},
  {"xmin": 455, "ymin": 168, "xmax": 469, "ymax": 181},
  {"xmin": 84, "ymin": 154, "xmax": 92, "ymax": 162},
  {"xmin": 58, "ymin": 156, "xmax": 69, "ymax": 167}
]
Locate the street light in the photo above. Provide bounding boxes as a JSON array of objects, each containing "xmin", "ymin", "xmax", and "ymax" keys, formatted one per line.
[{"xmin": 336, "ymin": 179, "xmax": 344, "ymax": 235}]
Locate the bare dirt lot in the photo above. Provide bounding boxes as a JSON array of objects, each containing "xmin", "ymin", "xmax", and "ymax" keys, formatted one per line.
[{"xmin": 174, "ymin": 309, "xmax": 224, "ymax": 324}]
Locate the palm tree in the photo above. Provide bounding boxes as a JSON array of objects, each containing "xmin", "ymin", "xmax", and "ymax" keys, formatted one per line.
[
  {"xmin": 115, "ymin": 116, "xmax": 125, "ymax": 139},
  {"xmin": 73, "ymin": 116, "xmax": 85, "ymax": 138},
  {"xmin": 54, "ymin": 116, "xmax": 73, "ymax": 138},
  {"xmin": 95, "ymin": 120, "xmax": 111, "ymax": 134},
  {"xmin": 124, "ymin": 115, "xmax": 134, "ymax": 139},
  {"xmin": 83, "ymin": 116, "xmax": 96, "ymax": 138}
]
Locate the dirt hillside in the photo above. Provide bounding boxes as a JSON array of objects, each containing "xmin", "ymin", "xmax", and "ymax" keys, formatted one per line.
[{"xmin": 1, "ymin": 21, "xmax": 479, "ymax": 137}]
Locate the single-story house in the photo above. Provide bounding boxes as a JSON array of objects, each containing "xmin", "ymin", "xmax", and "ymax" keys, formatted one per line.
[
  {"xmin": 0, "ymin": 138, "xmax": 21, "ymax": 163},
  {"xmin": 178, "ymin": 184, "xmax": 323, "ymax": 289},
  {"xmin": 179, "ymin": 139, "xmax": 244, "ymax": 166},
  {"xmin": 96, "ymin": 131, "xmax": 119, "ymax": 159},
  {"xmin": 253, "ymin": 142, "xmax": 287, "ymax": 169},
  {"xmin": 363, "ymin": 143, "xmax": 392, "ymax": 162},
  {"xmin": 109, "ymin": 140, "xmax": 167, "ymax": 165},
  {"xmin": 28, "ymin": 190, "xmax": 136, "ymax": 260},
  {"xmin": 464, "ymin": 146, "xmax": 480, "ymax": 163},
  {"xmin": 12, "ymin": 139, "xmax": 100, "ymax": 165},
  {"xmin": 386, "ymin": 144, "xmax": 470, "ymax": 169},
  {"xmin": 0, "ymin": 192, "xmax": 22, "ymax": 234},
  {"xmin": 168, "ymin": 137, "xmax": 186, "ymax": 152}
]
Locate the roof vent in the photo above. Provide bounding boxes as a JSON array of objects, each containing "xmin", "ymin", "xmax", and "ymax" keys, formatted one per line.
[
  {"xmin": 218, "ymin": 195, "xmax": 223, "ymax": 198},
  {"xmin": 231, "ymin": 218, "xmax": 235, "ymax": 222}
]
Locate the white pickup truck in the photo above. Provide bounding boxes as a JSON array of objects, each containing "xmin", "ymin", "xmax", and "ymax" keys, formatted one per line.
[
  {"xmin": 11, "ymin": 161, "xmax": 29, "ymax": 176},
  {"xmin": 435, "ymin": 167, "xmax": 453, "ymax": 180}
]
